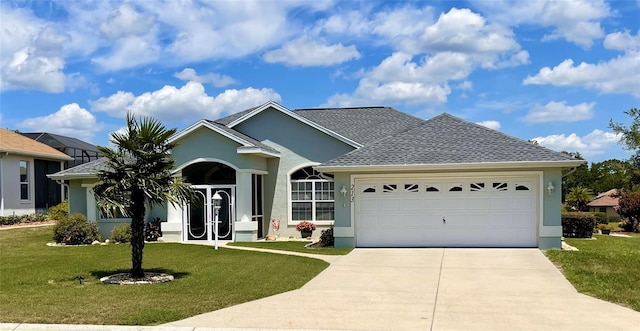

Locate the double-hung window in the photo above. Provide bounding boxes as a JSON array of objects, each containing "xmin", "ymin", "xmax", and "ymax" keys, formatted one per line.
[
  {"xmin": 290, "ymin": 167, "xmax": 334, "ymax": 222},
  {"xmin": 19, "ymin": 161, "xmax": 29, "ymax": 200}
]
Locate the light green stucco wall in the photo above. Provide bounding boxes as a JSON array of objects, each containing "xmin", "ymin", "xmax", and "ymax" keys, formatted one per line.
[
  {"xmin": 172, "ymin": 127, "xmax": 268, "ymax": 172},
  {"xmin": 235, "ymin": 107, "xmax": 355, "ymax": 237},
  {"xmin": 68, "ymin": 180, "xmax": 86, "ymax": 215}
]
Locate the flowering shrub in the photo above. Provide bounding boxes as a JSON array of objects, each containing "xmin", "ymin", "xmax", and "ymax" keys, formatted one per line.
[
  {"xmin": 616, "ymin": 191, "xmax": 640, "ymax": 232},
  {"xmin": 295, "ymin": 221, "xmax": 316, "ymax": 232}
]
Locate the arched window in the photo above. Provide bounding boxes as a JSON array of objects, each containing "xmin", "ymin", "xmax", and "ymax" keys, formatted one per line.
[{"xmin": 290, "ymin": 167, "xmax": 334, "ymax": 222}]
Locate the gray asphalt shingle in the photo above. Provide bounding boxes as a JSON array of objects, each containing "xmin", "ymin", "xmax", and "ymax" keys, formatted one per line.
[
  {"xmin": 321, "ymin": 113, "xmax": 578, "ymax": 167},
  {"xmin": 294, "ymin": 107, "xmax": 425, "ymax": 145}
]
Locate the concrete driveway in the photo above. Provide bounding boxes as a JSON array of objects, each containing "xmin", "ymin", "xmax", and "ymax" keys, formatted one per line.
[{"xmin": 166, "ymin": 248, "xmax": 640, "ymax": 330}]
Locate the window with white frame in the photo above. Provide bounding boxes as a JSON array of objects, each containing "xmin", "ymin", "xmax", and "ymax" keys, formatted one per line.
[
  {"xmin": 19, "ymin": 161, "xmax": 29, "ymax": 200},
  {"xmin": 290, "ymin": 167, "xmax": 334, "ymax": 222}
]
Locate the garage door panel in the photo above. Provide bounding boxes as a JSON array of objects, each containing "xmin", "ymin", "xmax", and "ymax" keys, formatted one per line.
[{"xmin": 355, "ymin": 176, "xmax": 539, "ymax": 248}]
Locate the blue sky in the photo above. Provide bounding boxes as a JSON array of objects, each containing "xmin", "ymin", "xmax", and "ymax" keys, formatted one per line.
[{"xmin": 1, "ymin": 0, "xmax": 639, "ymax": 164}]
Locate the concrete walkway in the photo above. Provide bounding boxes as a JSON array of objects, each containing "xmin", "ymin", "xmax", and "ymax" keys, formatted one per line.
[{"xmin": 164, "ymin": 248, "xmax": 640, "ymax": 331}]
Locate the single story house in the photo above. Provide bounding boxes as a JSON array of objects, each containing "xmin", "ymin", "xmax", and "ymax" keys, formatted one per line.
[
  {"xmin": 0, "ymin": 128, "xmax": 72, "ymax": 216},
  {"xmin": 49, "ymin": 102, "xmax": 583, "ymax": 248},
  {"xmin": 588, "ymin": 189, "xmax": 621, "ymax": 221}
]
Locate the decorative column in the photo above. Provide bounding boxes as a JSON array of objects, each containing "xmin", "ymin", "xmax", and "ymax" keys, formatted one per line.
[
  {"xmin": 161, "ymin": 171, "xmax": 185, "ymax": 242},
  {"xmin": 234, "ymin": 171, "xmax": 257, "ymax": 241}
]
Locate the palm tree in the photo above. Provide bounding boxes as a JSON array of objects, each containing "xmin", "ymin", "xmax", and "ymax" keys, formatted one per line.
[
  {"xmin": 565, "ymin": 186, "xmax": 594, "ymax": 212},
  {"xmin": 93, "ymin": 113, "xmax": 194, "ymax": 278}
]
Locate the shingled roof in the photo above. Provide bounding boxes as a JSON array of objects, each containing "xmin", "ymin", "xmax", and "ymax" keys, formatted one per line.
[
  {"xmin": 294, "ymin": 107, "xmax": 425, "ymax": 145},
  {"xmin": 318, "ymin": 113, "xmax": 581, "ymax": 168},
  {"xmin": 0, "ymin": 129, "xmax": 71, "ymax": 161},
  {"xmin": 204, "ymin": 120, "xmax": 280, "ymax": 154},
  {"xmin": 47, "ymin": 157, "xmax": 109, "ymax": 179}
]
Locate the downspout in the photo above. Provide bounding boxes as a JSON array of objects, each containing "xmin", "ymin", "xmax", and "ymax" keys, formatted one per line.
[
  {"xmin": 0, "ymin": 153, "xmax": 5, "ymax": 216},
  {"xmin": 561, "ymin": 166, "xmax": 579, "ymax": 178}
]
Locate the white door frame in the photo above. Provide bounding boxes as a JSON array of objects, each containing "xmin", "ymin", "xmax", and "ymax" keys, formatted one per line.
[{"xmin": 184, "ymin": 185, "xmax": 236, "ymax": 242}]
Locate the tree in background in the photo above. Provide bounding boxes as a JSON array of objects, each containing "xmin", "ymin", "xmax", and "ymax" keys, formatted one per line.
[
  {"xmin": 561, "ymin": 152, "xmax": 590, "ymax": 200},
  {"xmin": 610, "ymin": 108, "xmax": 640, "ymax": 188},
  {"xmin": 93, "ymin": 113, "xmax": 194, "ymax": 278},
  {"xmin": 589, "ymin": 159, "xmax": 633, "ymax": 194},
  {"xmin": 565, "ymin": 186, "xmax": 594, "ymax": 212}
]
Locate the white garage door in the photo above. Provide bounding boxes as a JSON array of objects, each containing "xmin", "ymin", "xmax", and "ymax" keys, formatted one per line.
[{"xmin": 355, "ymin": 176, "xmax": 538, "ymax": 247}]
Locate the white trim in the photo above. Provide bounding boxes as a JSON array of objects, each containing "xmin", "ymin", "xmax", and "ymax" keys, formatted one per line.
[
  {"xmin": 236, "ymin": 147, "xmax": 280, "ymax": 158},
  {"xmin": 173, "ymin": 158, "xmax": 240, "ymax": 174},
  {"xmin": 317, "ymin": 160, "xmax": 585, "ymax": 173},
  {"xmin": 0, "ymin": 149, "xmax": 71, "ymax": 161},
  {"xmin": 286, "ymin": 162, "xmax": 337, "ymax": 225},
  {"xmin": 237, "ymin": 169, "xmax": 269, "ymax": 175},
  {"xmin": 169, "ymin": 120, "xmax": 253, "ymax": 147},
  {"xmin": 227, "ymin": 101, "xmax": 363, "ymax": 149}
]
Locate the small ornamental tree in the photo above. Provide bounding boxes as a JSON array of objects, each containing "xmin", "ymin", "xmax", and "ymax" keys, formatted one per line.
[
  {"xmin": 93, "ymin": 113, "xmax": 194, "ymax": 278},
  {"xmin": 565, "ymin": 186, "xmax": 594, "ymax": 212},
  {"xmin": 616, "ymin": 191, "xmax": 640, "ymax": 232}
]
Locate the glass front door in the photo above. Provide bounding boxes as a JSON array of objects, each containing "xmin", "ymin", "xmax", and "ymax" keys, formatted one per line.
[{"xmin": 185, "ymin": 185, "xmax": 234, "ymax": 241}]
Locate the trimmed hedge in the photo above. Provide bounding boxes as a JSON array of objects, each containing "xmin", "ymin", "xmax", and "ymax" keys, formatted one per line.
[
  {"xmin": 0, "ymin": 213, "xmax": 48, "ymax": 226},
  {"xmin": 562, "ymin": 212, "xmax": 597, "ymax": 238},
  {"xmin": 47, "ymin": 200, "xmax": 69, "ymax": 221}
]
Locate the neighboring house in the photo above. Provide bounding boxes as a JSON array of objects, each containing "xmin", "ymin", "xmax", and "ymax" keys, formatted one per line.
[
  {"xmin": 588, "ymin": 189, "xmax": 621, "ymax": 221},
  {"xmin": 48, "ymin": 102, "xmax": 583, "ymax": 248},
  {"xmin": 0, "ymin": 129, "xmax": 72, "ymax": 216},
  {"xmin": 21, "ymin": 132, "xmax": 102, "ymax": 169}
]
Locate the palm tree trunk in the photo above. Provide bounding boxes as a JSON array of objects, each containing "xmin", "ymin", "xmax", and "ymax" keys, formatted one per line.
[{"xmin": 130, "ymin": 188, "xmax": 146, "ymax": 278}]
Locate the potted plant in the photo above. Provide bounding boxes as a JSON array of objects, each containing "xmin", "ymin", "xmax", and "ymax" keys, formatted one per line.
[
  {"xmin": 598, "ymin": 223, "xmax": 615, "ymax": 235},
  {"xmin": 295, "ymin": 221, "xmax": 316, "ymax": 238}
]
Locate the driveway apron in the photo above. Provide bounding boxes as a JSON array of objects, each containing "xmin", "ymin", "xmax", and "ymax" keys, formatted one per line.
[{"xmin": 165, "ymin": 248, "xmax": 640, "ymax": 331}]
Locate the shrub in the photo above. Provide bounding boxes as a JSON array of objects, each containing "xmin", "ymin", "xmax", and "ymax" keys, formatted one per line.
[
  {"xmin": 110, "ymin": 224, "xmax": 132, "ymax": 243},
  {"xmin": 52, "ymin": 213, "xmax": 101, "ymax": 245},
  {"xmin": 0, "ymin": 215, "xmax": 21, "ymax": 226},
  {"xmin": 592, "ymin": 212, "xmax": 608, "ymax": 225},
  {"xmin": 616, "ymin": 191, "xmax": 640, "ymax": 233},
  {"xmin": 562, "ymin": 212, "xmax": 597, "ymax": 238},
  {"xmin": 145, "ymin": 217, "xmax": 163, "ymax": 242},
  {"xmin": 48, "ymin": 200, "xmax": 69, "ymax": 221},
  {"xmin": 318, "ymin": 226, "xmax": 334, "ymax": 247}
]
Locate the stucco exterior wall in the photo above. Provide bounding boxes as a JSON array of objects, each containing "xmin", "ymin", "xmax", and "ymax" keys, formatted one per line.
[
  {"xmin": 172, "ymin": 127, "xmax": 268, "ymax": 172},
  {"xmin": 234, "ymin": 107, "xmax": 355, "ymax": 237},
  {"xmin": 1, "ymin": 154, "xmax": 36, "ymax": 216}
]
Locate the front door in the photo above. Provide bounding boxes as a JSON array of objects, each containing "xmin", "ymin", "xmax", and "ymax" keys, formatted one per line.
[{"xmin": 185, "ymin": 185, "xmax": 235, "ymax": 241}]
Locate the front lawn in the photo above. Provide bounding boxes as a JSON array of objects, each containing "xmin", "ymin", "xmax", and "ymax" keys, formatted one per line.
[
  {"xmin": 228, "ymin": 241, "xmax": 353, "ymax": 255},
  {"xmin": 546, "ymin": 235, "xmax": 640, "ymax": 311},
  {"xmin": 0, "ymin": 227, "xmax": 328, "ymax": 325}
]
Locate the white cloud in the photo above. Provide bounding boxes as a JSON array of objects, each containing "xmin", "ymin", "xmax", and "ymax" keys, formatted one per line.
[
  {"xmin": 18, "ymin": 103, "xmax": 100, "ymax": 142},
  {"xmin": 525, "ymin": 101, "xmax": 595, "ymax": 124},
  {"xmin": 604, "ymin": 30, "xmax": 640, "ymax": 51},
  {"xmin": 1, "ymin": 48, "xmax": 65, "ymax": 93},
  {"xmin": 263, "ymin": 37, "xmax": 360, "ymax": 66},
  {"xmin": 91, "ymin": 81, "xmax": 281, "ymax": 122},
  {"xmin": 476, "ymin": 120, "xmax": 501, "ymax": 130},
  {"xmin": 100, "ymin": 4, "xmax": 154, "ymax": 39},
  {"xmin": 174, "ymin": 68, "xmax": 236, "ymax": 87},
  {"xmin": 472, "ymin": 0, "xmax": 611, "ymax": 48},
  {"xmin": 0, "ymin": 5, "xmax": 68, "ymax": 92},
  {"xmin": 523, "ymin": 52, "xmax": 640, "ymax": 97},
  {"xmin": 92, "ymin": 35, "xmax": 160, "ymax": 71},
  {"xmin": 531, "ymin": 129, "xmax": 621, "ymax": 157}
]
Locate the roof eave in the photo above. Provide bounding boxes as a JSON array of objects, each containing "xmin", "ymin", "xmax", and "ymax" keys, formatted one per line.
[
  {"xmin": 1, "ymin": 149, "xmax": 72, "ymax": 161},
  {"xmin": 236, "ymin": 147, "xmax": 280, "ymax": 158},
  {"xmin": 315, "ymin": 160, "xmax": 586, "ymax": 173},
  {"xmin": 47, "ymin": 173, "xmax": 97, "ymax": 180}
]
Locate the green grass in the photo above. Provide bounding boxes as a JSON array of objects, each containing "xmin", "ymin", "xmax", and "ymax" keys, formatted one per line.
[
  {"xmin": 0, "ymin": 227, "xmax": 328, "ymax": 325},
  {"xmin": 546, "ymin": 234, "xmax": 640, "ymax": 311},
  {"xmin": 228, "ymin": 241, "xmax": 353, "ymax": 255}
]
